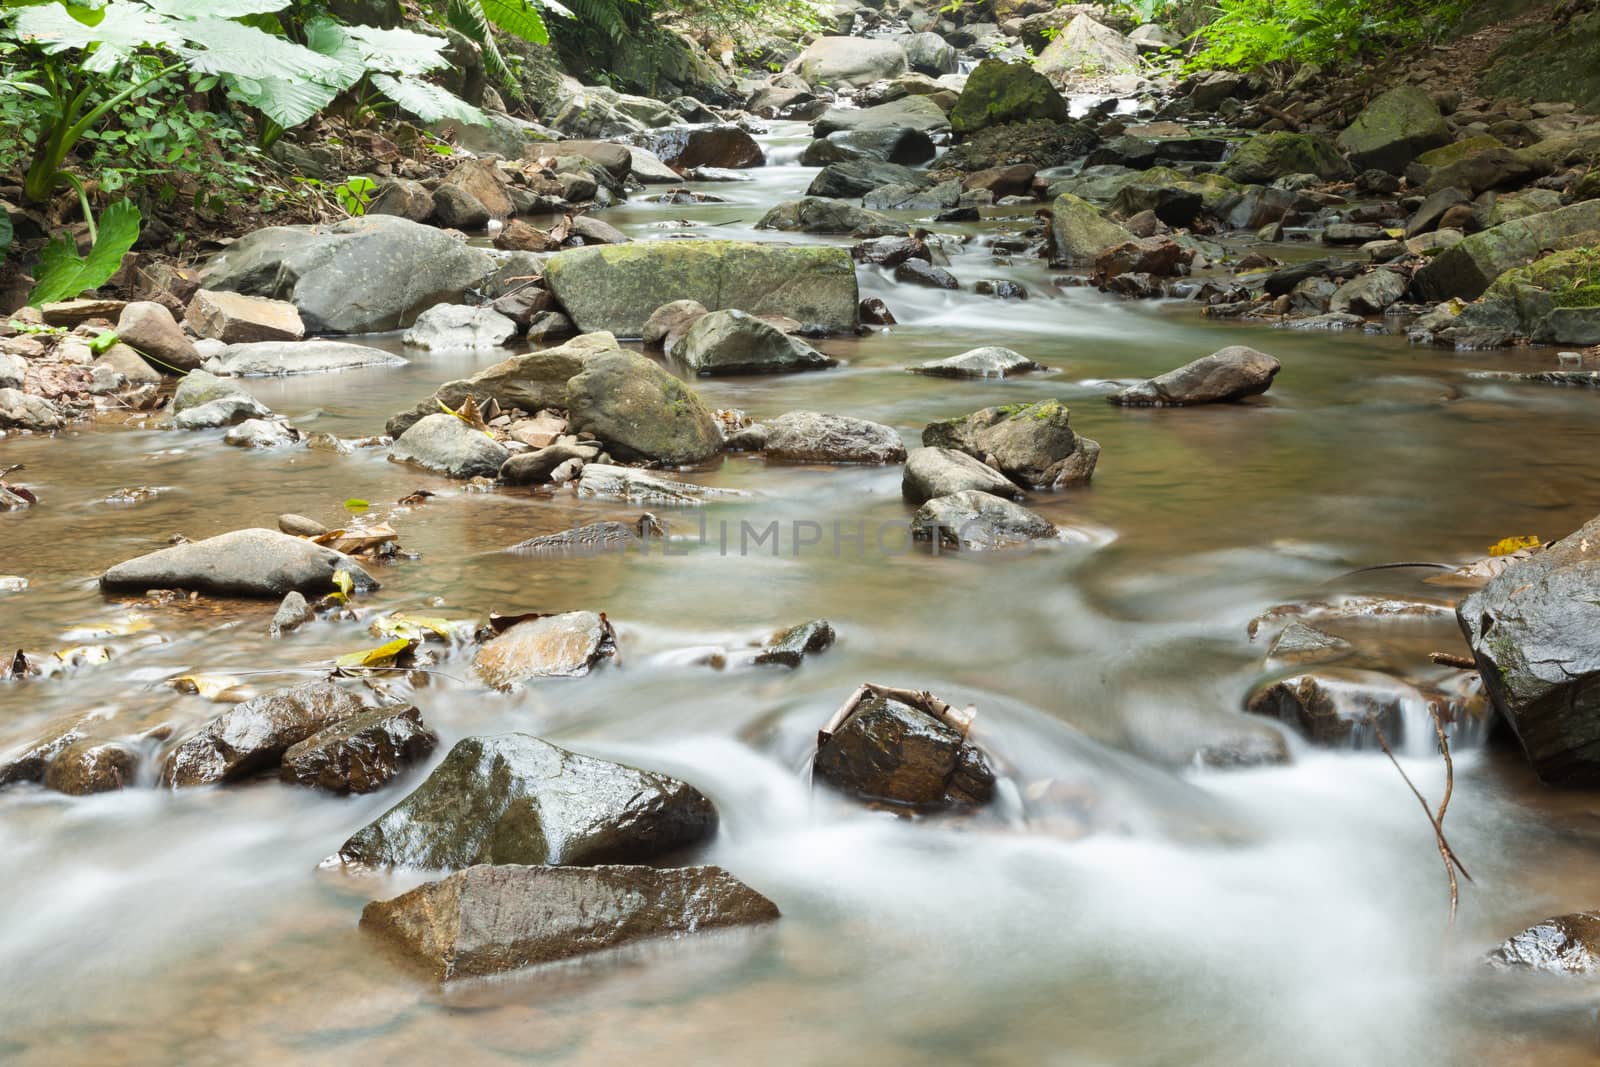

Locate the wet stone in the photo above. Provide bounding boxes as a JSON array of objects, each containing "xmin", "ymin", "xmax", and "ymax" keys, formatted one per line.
[
  {"xmin": 473, "ymin": 611, "xmax": 617, "ymax": 688},
  {"xmin": 360, "ymin": 863, "xmax": 778, "ymax": 980},
  {"xmin": 1487, "ymin": 912, "xmax": 1600, "ymax": 975},
  {"xmin": 814, "ymin": 694, "xmax": 996, "ymax": 812},
  {"xmin": 279, "ymin": 704, "xmax": 438, "ymax": 794},
  {"xmin": 910, "ymin": 346, "xmax": 1043, "ymax": 379},
  {"xmin": 754, "ymin": 619, "xmax": 836, "ymax": 667},
  {"xmin": 161, "ymin": 681, "xmax": 368, "ymax": 787},
  {"xmin": 334, "ymin": 733, "xmax": 719, "ymax": 870},
  {"xmin": 42, "ymin": 739, "xmax": 138, "ymax": 795}
]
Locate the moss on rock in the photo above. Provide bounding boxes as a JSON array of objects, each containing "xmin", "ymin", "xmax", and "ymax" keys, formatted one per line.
[{"xmin": 949, "ymin": 59, "xmax": 1069, "ymax": 136}]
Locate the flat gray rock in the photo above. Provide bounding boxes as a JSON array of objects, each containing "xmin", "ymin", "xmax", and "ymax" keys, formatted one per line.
[
  {"xmin": 204, "ymin": 340, "xmax": 406, "ymax": 376},
  {"xmin": 910, "ymin": 346, "xmax": 1043, "ymax": 379},
  {"xmin": 100, "ymin": 528, "xmax": 377, "ymax": 598},
  {"xmin": 390, "ymin": 413, "xmax": 511, "ymax": 479}
]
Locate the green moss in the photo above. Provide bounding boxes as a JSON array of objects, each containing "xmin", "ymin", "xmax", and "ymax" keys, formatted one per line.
[{"xmin": 950, "ymin": 58, "xmax": 1068, "ymax": 136}]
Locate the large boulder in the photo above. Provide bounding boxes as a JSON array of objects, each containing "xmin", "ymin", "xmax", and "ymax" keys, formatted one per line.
[
  {"xmin": 100, "ymin": 528, "xmax": 377, "ymax": 598},
  {"xmin": 923, "ymin": 400, "xmax": 1099, "ymax": 487},
  {"xmin": 333, "ymin": 733, "xmax": 718, "ymax": 869},
  {"xmin": 672, "ymin": 309, "xmax": 836, "ymax": 375},
  {"xmin": 199, "ymin": 216, "xmax": 498, "ymax": 334},
  {"xmin": 726, "ymin": 410, "xmax": 906, "ymax": 464},
  {"xmin": 902, "ymin": 447, "xmax": 1016, "ymax": 504},
  {"xmin": 1221, "ymin": 132, "xmax": 1352, "ymax": 184},
  {"xmin": 813, "ymin": 691, "xmax": 996, "ymax": 810},
  {"xmin": 796, "ymin": 36, "xmax": 908, "ymax": 88},
  {"xmin": 170, "ymin": 369, "xmax": 272, "ymax": 428},
  {"xmin": 1048, "ymin": 192, "xmax": 1136, "ymax": 267},
  {"xmin": 161, "ymin": 681, "xmax": 367, "ymax": 787},
  {"xmin": 544, "ymin": 241, "xmax": 859, "ymax": 336},
  {"xmin": 1411, "ymin": 200, "xmax": 1600, "ymax": 301},
  {"xmin": 390, "ymin": 413, "xmax": 512, "ymax": 479},
  {"xmin": 1108, "ymin": 346, "xmax": 1281, "ymax": 406},
  {"xmin": 386, "ymin": 332, "xmax": 617, "ymax": 438},
  {"xmin": 440, "ymin": 157, "xmax": 514, "ymax": 220},
  {"xmin": 949, "ymin": 58, "xmax": 1067, "ymax": 136},
  {"xmin": 1336, "ymin": 86, "xmax": 1451, "ymax": 174},
  {"xmin": 913, "ymin": 490, "xmax": 1058, "ymax": 550},
  {"xmin": 203, "ymin": 340, "xmax": 405, "ymax": 376},
  {"xmin": 474, "ymin": 611, "xmax": 617, "ymax": 687},
  {"xmin": 564, "ymin": 348, "xmax": 723, "ymax": 464},
  {"xmin": 360, "ymin": 864, "xmax": 779, "ymax": 980},
  {"xmin": 812, "ymin": 96, "xmax": 951, "ymax": 136},
  {"xmin": 1034, "ymin": 14, "xmax": 1140, "ymax": 87},
  {"xmin": 1458, "ymin": 513, "xmax": 1600, "ymax": 785},
  {"xmin": 901, "ymin": 31, "xmax": 956, "ymax": 75}
]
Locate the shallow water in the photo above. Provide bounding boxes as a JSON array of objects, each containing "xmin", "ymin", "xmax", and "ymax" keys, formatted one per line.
[{"xmin": 4, "ymin": 121, "xmax": 1600, "ymax": 1065}]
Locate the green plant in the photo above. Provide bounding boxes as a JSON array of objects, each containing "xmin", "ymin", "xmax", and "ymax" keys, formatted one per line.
[
  {"xmin": 28, "ymin": 197, "xmax": 141, "ymax": 305},
  {"xmin": 333, "ymin": 175, "xmax": 376, "ymax": 216},
  {"xmin": 1186, "ymin": 0, "xmax": 1468, "ymax": 71}
]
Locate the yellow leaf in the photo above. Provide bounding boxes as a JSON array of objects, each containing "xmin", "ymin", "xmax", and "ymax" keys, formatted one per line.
[
  {"xmin": 334, "ymin": 637, "xmax": 415, "ymax": 669},
  {"xmin": 62, "ymin": 614, "xmax": 152, "ymax": 641},
  {"xmin": 369, "ymin": 613, "xmax": 467, "ymax": 643},
  {"xmin": 167, "ymin": 673, "xmax": 244, "ymax": 700},
  {"xmin": 1489, "ymin": 535, "xmax": 1541, "ymax": 557},
  {"xmin": 332, "ymin": 569, "xmax": 354, "ymax": 599}
]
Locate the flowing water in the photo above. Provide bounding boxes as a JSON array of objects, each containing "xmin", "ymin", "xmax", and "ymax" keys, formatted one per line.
[{"xmin": 4, "ymin": 121, "xmax": 1600, "ymax": 1065}]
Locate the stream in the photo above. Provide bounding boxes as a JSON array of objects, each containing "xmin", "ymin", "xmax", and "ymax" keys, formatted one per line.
[{"xmin": 4, "ymin": 119, "xmax": 1600, "ymax": 1065}]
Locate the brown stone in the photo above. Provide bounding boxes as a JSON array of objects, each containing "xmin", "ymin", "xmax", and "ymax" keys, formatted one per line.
[
  {"xmin": 279, "ymin": 704, "xmax": 437, "ymax": 794},
  {"xmin": 186, "ymin": 289, "xmax": 306, "ymax": 344},
  {"xmin": 814, "ymin": 693, "xmax": 996, "ymax": 811}
]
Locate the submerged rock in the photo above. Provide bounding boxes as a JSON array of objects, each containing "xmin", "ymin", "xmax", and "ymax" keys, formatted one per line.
[
  {"xmin": 270, "ymin": 590, "xmax": 314, "ymax": 636},
  {"xmin": 473, "ymin": 611, "xmax": 618, "ymax": 687},
  {"xmin": 1488, "ymin": 913, "xmax": 1600, "ymax": 974},
  {"xmin": 224, "ymin": 418, "xmax": 301, "ymax": 449},
  {"xmin": 1459, "ymin": 512, "xmax": 1600, "ymax": 785},
  {"xmin": 672, "ymin": 309, "xmax": 836, "ymax": 375},
  {"xmin": 334, "ymin": 733, "xmax": 718, "ymax": 869},
  {"xmin": 279, "ymin": 704, "xmax": 438, "ymax": 794},
  {"xmin": 755, "ymin": 619, "xmax": 836, "ymax": 667},
  {"xmin": 162, "ymin": 681, "xmax": 368, "ymax": 787},
  {"xmin": 726, "ymin": 411, "xmax": 906, "ymax": 464},
  {"xmin": 910, "ymin": 346, "xmax": 1042, "ymax": 379},
  {"xmin": 42, "ymin": 739, "xmax": 138, "ymax": 795},
  {"xmin": 1243, "ymin": 670, "xmax": 1439, "ymax": 746},
  {"xmin": 1108, "ymin": 346, "xmax": 1280, "ymax": 406},
  {"xmin": 576, "ymin": 464, "xmax": 732, "ymax": 505},
  {"xmin": 756, "ymin": 198, "xmax": 902, "ymax": 237},
  {"xmin": 170, "ymin": 370, "xmax": 271, "ymax": 428},
  {"xmin": 389, "ymin": 413, "xmax": 511, "ymax": 479},
  {"xmin": 1266, "ymin": 622, "xmax": 1353, "ymax": 666},
  {"xmin": 814, "ymin": 692, "xmax": 996, "ymax": 811},
  {"xmin": 100, "ymin": 529, "xmax": 377, "ymax": 598},
  {"xmin": 361, "ymin": 863, "xmax": 778, "ymax": 980},
  {"xmin": 0, "ymin": 718, "xmax": 90, "ymax": 787},
  {"xmin": 902, "ymin": 447, "xmax": 1016, "ymax": 505},
  {"xmin": 923, "ymin": 400, "xmax": 1098, "ymax": 488},
  {"xmin": 913, "ymin": 490, "xmax": 1058, "ymax": 550}
]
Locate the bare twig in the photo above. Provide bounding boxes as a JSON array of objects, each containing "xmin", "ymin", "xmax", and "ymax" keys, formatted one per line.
[
  {"xmin": 818, "ymin": 682, "xmax": 975, "ymax": 748},
  {"xmin": 1368, "ymin": 710, "xmax": 1471, "ymax": 924},
  {"xmin": 1429, "ymin": 651, "xmax": 1476, "ymax": 669}
]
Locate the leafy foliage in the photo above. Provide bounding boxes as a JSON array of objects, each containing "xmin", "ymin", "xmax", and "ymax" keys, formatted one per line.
[
  {"xmin": 28, "ymin": 198, "xmax": 141, "ymax": 306},
  {"xmin": 1185, "ymin": 0, "xmax": 1469, "ymax": 71}
]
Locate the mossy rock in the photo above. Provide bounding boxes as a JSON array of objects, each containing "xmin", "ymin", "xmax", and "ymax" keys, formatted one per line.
[
  {"xmin": 1221, "ymin": 132, "xmax": 1351, "ymax": 184},
  {"xmin": 1481, "ymin": 10, "xmax": 1600, "ymax": 113},
  {"xmin": 1416, "ymin": 135, "xmax": 1505, "ymax": 168},
  {"xmin": 1412, "ymin": 201, "xmax": 1600, "ymax": 301},
  {"xmin": 1047, "ymin": 192, "xmax": 1135, "ymax": 267},
  {"xmin": 1337, "ymin": 85, "xmax": 1450, "ymax": 173},
  {"xmin": 949, "ymin": 58, "xmax": 1068, "ymax": 137}
]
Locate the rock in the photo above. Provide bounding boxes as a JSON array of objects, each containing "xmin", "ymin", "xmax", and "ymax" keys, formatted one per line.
[
  {"xmin": 360, "ymin": 863, "xmax": 778, "ymax": 980},
  {"xmin": 386, "ymin": 332, "xmax": 617, "ymax": 438},
  {"xmin": 203, "ymin": 340, "xmax": 405, "ymax": 376},
  {"xmin": 498, "ymin": 442, "xmax": 597, "ymax": 485},
  {"xmin": 1412, "ymin": 200, "xmax": 1600, "ymax": 301},
  {"xmin": 902, "ymin": 446, "xmax": 1016, "ymax": 504},
  {"xmin": 544, "ymin": 241, "xmax": 859, "ymax": 336},
  {"xmin": 1048, "ymin": 192, "xmax": 1136, "ymax": 268},
  {"xmin": 279, "ymin": 704, "xmax": 438, "ymax": 794},
  {"xmin": 893, "ymin": 259, "xmax": 960, "ymax": 289},
  {"xmin": 161, "ymin": 681, "xmax": 367, "ymax": 787},
  {"xmin": 0, "ymin": 389, "xmax": 64, "ymax": 432},
  {"xmin": 568, "ymin": 214, "xmax": 631, "ymax": 246},
  {"xmin": 429, "ymin": 184, "xmax": 491, "ymax": 229},
  {"xmin": 801, "ymin": 128, "xmax": 937, "ymax": 166},
  {"xmin": 93, "ymin": 342, "xmax": 163, "ymax": 387},
  {"xmin": 493, "ymin": 220, "xmax": 558, "ymax": 252},
  {"xmin": 672, "ymin": 309, "xmax": 835, "ymax": 375},
  {"xmin": 865, "ymin": 179, "xmax": 959, "ymax": 212},
  {"xmin": 402, "ymin": 303, "xmax": 518, "ymax": 351},
  {"xmin": 642, "ymin": 299, "xmax": 709, "ymax": 351},
  {"xmin": 1245, "ymin": 670, "xmax": 1412, "ymax": 745},
  {"xmin": 576, "ymin": 463, "xmax": 731, "ymax": 504},
  {"xmin": 100, "ymin": 528, "xmax": 377, "ymax": 598},
  {"xmin": 1109, "ymin": 346, "xmax": 1280, "ymax": 406},
  {"xmin": 755, "ymin": 619, "xmax": 836, "ymax": 667},
  {"xmin": 1422, "ymin": 147, "xmax": 1547, "ymax": 199},
  {"xmin": 796, "ymin": 36, "xmax": 908, "ymax": 88},
  {"xmin": 1093, "ymin": 236, "xmax": 1191, "ymax": 282},
  {"xmin": 40, "ymin": 740, "xmax": 136, "ymax": 795},
  {"xmin": 564, "ymin": 349, "xmax": 723, "ymax": 464},
  {"xmin": 537, "ymin": 141, "xmax": 635, "ymax": 185},
  {"xmin": 1034, "ymin": 14, "xmax": 1140, "ymax": 87},
  {"xmin": 913, "ymin": 489, "xmax": 1057, "ymax": 550},
  {"xmin": 115, "ymin": 301, "xmax": 201, "ymax": 371},
  {"xmin": 1404, "ymin": 186, "xmax": 1471, "ymax": 238},
  {"xmin": 901, "ymin": 31, "xmax": 955, "ymax": 76},
  {"xmin": 390, "ymin": 413, "xmax": 511, "ymax": 479},
  {"xmin": 441, "ymin": 157, "xmax": 514, "ymax": 219},
  {"xmin": 964, "ymin": 164, "xmax": 1037, "ymax": 199},
  {"xmin": 625, "ymin": 145, "xmax": 683, "ymax": 183},
  {"xmin": 1267, "ymin": 622, "xmax": 1352, "ymax": 665},
  {"xmin": 756, "ymin": 197, "xmax": 901, "ymax": 236},
  {"xmin": 1128, "ymin": 23, "xmax": 1180, "ymax": 50},
  {"xmin": 224, "ymin": 418, "xmax": 300, "ymax": 449},
  {"xmin": 1108, "ymin": 168, "xmax": 1213, "ymax": 227},
  {"xmin": 1189, "ymin": 70, "xmax": 1246, "ymax": 110},
  {"xmin": 185, "ymin": 290, "xmax": 304, "ymax": 344},
  {"xmin": 910, "ymin": 346, "xmax": 1041, "ymax": 379},
  {"xmin": 727, "ymin": 410, "xmax": 906, "ymax": 464},
  {"xmin": 199, "ymin": 216, "xmax": 497, "ymax": 335},
  {"xmin": 367, "ymin": 177, "xmax": 435, "ymax": 221},
  {"xmin": 812, "ymin": 95, "xmax": 951, "ymax": 136},
  {"xmin": 1322, "ymin": 223, "xmax": 1385, "ymax": 246},
  {"xmin": 0, "ymin": 352, "xmax": 23, "ymax": 390},
  {"xmin": 923, "ymin": 399, "xmax": 1097, "ymax": 487},
  {"xmin": 172, "ymin": 392, "xmax": 273, "ymax": 430},
  {"xmin": 0, "ymin": 719, "xmax": 89, "ymax": 787},
  {"xmin": 1337, "ymin": 86, "xmax": 1451, "ymax": 174},
  {"xmin": 814, "ymin": 692, "xmax": 995, "ymax": 810},
  {"xmin": 627, "ymin": 124, "xmax": 763, "ymax": 169},
  {"xmin": 474, "ymin": 611, "xmax": 617, "ymax": 687},
  {"xmin": 1458, "ymin": 512, "xmax": 1600, "ymax": 785},
  {"xmin": 1487, "ymin": 913, "xmax": 1600, "ymax": 975},
  {"xmin": 1221, "ymin": 132, "xmax": 1352, "ymax": 184},
  {"xmin": 40, "ymin": 298, "xmax": 125, "ymax": 327},
  {"xmin": 335, "ymin": 733, "xmax": 716, "ymax": 869},
  {"xmin": 1226, "ymin": 186, "xmax": 1297, "ymax": 230},
  {"xmin": 949, "ymin": 58, "xmax": 1067, "ymax": 135},
  {"xmin": 1329, "ymin": 268, "xmax": 1407, "ymax": 315},
  {"xmin": 270, "ymin": 590, "xmax": 314, "ymax": 636},
  {"xmin": 807, "ymin": 159, "xmax": 925, "ymax": 199}
]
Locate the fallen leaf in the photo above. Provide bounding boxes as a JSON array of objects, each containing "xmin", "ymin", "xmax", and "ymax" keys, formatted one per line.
[
  {"xmin": 166, "ymin": 673, "xmax": 245, "ymax": 700},
  {"xmin": 370, "ymin": 613, "xmax": 472, "ymax": 643},
  {"xmin": 334, "ymin": 637, "xmax": 417, "ymax": 669},
  {"xmin": 313, "ymin": 523, "xmax": 398, "ymax": 556},
  {"xmin": 344, "ymin": 498, "xmax": 370, "ymax": 513},
  {"xmin": 1489, "ymin": 535, "xmax": 1541, "ymax": 557}
]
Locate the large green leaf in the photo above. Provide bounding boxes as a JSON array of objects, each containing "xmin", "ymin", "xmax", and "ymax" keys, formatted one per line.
[
  {"xmin": 13, "ymin": 3, "xmax": 182, "ymax": 54},
  {"xmin": 177, "ymin": 16, "xmax": 341, "ymax": 80},
  {"xmin": 224, "ymin": 71, "xmax": 343, "ymax": 128},
  {"xmin": 303, "ymin": 15, "xmax": 366, "ymax": 85},
  {"xmin": 482, "ymin": 0, "xmax": 549, "ymax": 44},
  {"xmin": 370, "ymin": 73, "xmax": 485, "ymax": 125},
  {"xmin": 144, "ymin": 0, "xmax": 290, "ymax": 17},
  {"xmin": 27, "ymin": 199, "xmax": 141, "ymax": 307},
  {"xmin": 343, "ymin": 24, "xmax": 451, "ymax": 76}
]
